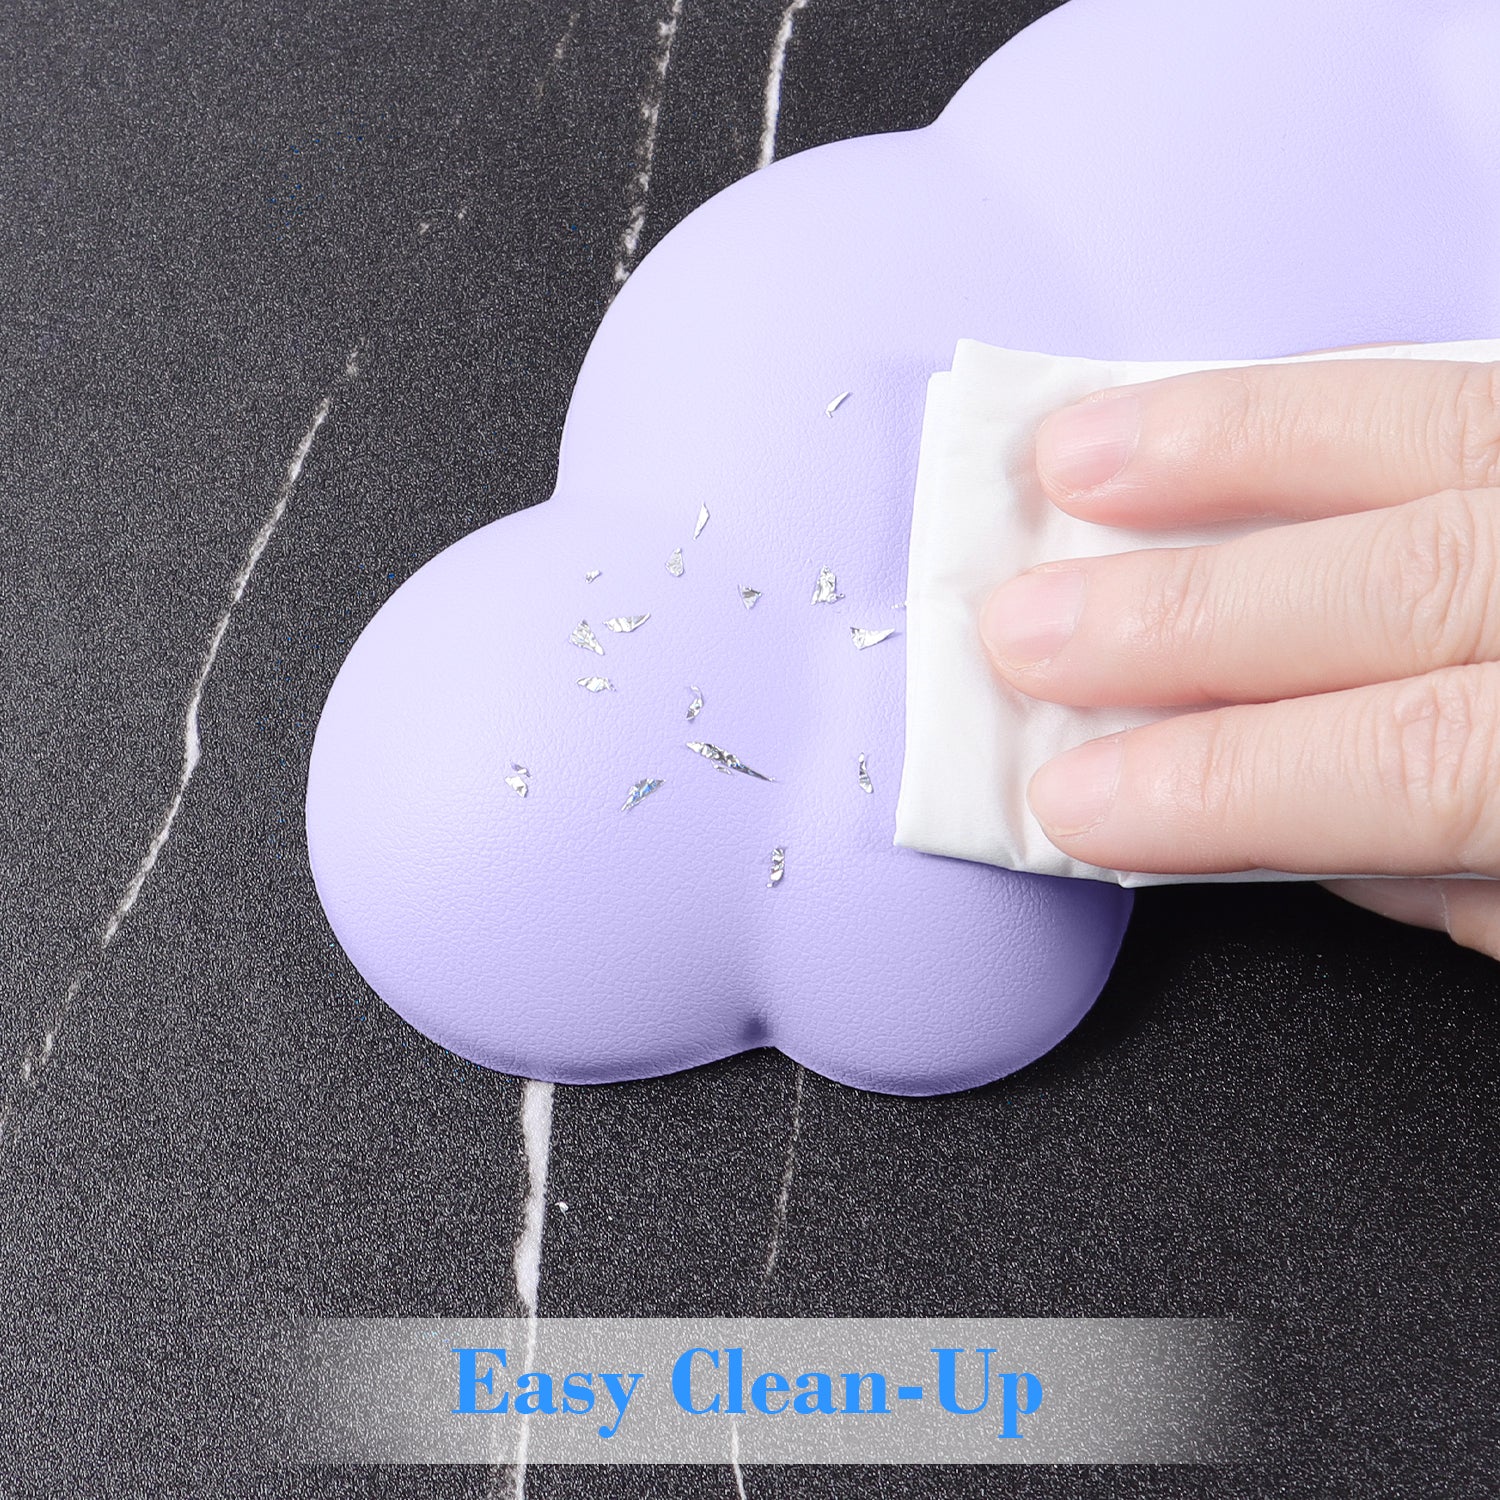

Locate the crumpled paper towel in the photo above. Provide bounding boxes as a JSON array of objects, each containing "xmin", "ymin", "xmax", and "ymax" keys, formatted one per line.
[{"xmin": 895, "ymin": 336, "xmax": 1500, "ymax": 886}]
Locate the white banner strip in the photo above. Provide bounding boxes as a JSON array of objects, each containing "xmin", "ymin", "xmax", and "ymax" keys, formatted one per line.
[{"xmin": 273, "ymin": 1317, "xmax": 1249, "ymax": 1464}]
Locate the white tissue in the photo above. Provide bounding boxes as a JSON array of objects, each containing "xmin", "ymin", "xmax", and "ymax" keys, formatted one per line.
[{"xmin": 895, "ymin": 336, "xmax": 1500, "ymax": 886}]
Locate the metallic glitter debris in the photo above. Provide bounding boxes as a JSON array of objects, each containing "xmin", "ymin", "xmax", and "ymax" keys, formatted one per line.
[
  {"xmin": 511, "ymin": 763, "xmax": 531, "ymax": 778},
  {"xmin": 577, "ymin": 676, "xmax": 613, "ymax": 692},
  {"xmin": 825, "ymin": 391, "xmax": 851, "ymax": 416},
  {"xmin": 850, "ymin": 627, "xmax": 897, "ymax": 650},
  {"xmin": 768, "ymin": 847, "xmax": 785, "ymax": 887},
  {"xmin": 585, "ymin": 570, "xmax": 601, "ymax": 583},
  {"xmin": 604, "ymin": 614, "xmax": 650, "ymax": 633},
  {"xmin": 739, "ymin": 585, "xmax": 762, "ymax": 610},
  {"xmin": 694, "ymin": 504, "xmax": 710, "ymax": 539},
  {"xmin": 621, "ymin": 777, "xmax": 664, "ymax": 813},
  {"xmin": 667, "ymin": 548, "xmax": 685, "ymax": 577},
  {"xmin": 858, "ymin": 753, "xmax": 874, "ymax": 794},
  {"xmin": 686, "ymin": 741, "xmax": 772, "ymax": 781},
  {"xmin": 505, "ymin": 775, "xmax": 529, "ymax": 798},
  {"xmin": 570, "ymin": 620, "xmax": 604, "ymax": 655},
  {"xmin": 811, "ymin": 566, "xmax": 843, "ymax": 604},
  {"xmin": 686, "ymin": 687, "xmax": 704, "ymax": 721}
]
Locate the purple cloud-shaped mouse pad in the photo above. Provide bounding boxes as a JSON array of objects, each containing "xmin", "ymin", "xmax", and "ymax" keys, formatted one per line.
[{"xmin": 307, "ymin": 0, "xmax": 1500, "ymax": 1094}]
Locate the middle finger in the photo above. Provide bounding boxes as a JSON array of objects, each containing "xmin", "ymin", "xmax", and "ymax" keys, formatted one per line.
[{"xmin": 981, "ymin": 488, "xmax": 1500, "ymax": 707}]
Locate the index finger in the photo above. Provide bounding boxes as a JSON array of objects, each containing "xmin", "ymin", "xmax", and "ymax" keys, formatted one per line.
[{"xmin": 1034, "ymin": 356, "xmax": 1500, "ymax": 527}]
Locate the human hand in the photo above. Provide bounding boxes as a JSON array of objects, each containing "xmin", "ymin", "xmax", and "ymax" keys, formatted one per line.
[{"xmin": 978, "ymin": 355, "xmax": 1500, "ymax": 958}]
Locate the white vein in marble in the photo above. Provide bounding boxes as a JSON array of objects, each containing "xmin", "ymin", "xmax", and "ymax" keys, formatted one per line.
[
  {"xmin": 535, "ymin": 5, "xmax": 580, "ymax": 100},
  {"xmin": 0, "ymin": 350, "xmax": 358, "ymax": 1145},
  {"xmin": 760, "ymin": 1063, "xmax": 806, "ymax": 1280},
  {"xmin": 611, "ymin": 0, "xmax": 686, "ymax": 287},
  {"xmin": 758, "ymin": 0, "xmax": 812, "ymax": 170},
  {"xmin": 510, "ymin": 1077, "xmax": 555, "ymax": 1496},
  {"xmin": 730, "ymin": 1421, "xmax": 749, "ymax": 1500}
]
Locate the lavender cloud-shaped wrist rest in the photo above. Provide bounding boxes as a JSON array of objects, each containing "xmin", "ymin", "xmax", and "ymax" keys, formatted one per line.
[{"xmin": 306, "ymin": 0, "xmax": 1500, "ymax": 1095}]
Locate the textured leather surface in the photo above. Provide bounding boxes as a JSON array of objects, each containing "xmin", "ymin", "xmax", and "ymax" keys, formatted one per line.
[{"xmin": 305, "ymin": 33, "xmax": 1151, "ymax": 1096}]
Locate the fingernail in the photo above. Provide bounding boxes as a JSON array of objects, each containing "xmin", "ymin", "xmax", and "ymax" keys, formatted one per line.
[
  {"xmin": 1028, "ymin": 736, "xmax": 1124, "ymax": 839},
  {"xmin": 1036, "ymin": 389, "xmax": 1143, "ymax": 497},
  {"xmin": 980, "ymin": 568, "xmax": 1085, "ymax": 668}
]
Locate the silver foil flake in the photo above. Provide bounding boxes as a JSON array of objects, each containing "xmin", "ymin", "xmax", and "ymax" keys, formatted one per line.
[
  {"xmin": 811, "ymin": 566, "xmax": 843, "ymax": 604},
  {"xmin": 667, "ymin": 548, "xmax": 685, "ymax": 577},
  {"xmin": 851, "ymin": 626, "xmax": 897, "ymax": 650},
  {"xmin": 585, "ymin": 570, "xmax": 601, "ymax": 583},
  {"xmin": 858, "ymin": 753, "xmax": 874, "ymax": 794},
  {"xmin": 686, "ymin": 687, "xmax": 704, "ymax": 721},
  {"xmin": 694, "ymin": 504, "xmax": 711, "ymax": 539},
  {"xmin": 768, "ymin": 847, "xmax": 786, "ymax": 887},
  {"xmin": 577, "ymin": 676, "xmax": 614, "ymax": 692},
  {"xmin": 604, "ymin": 614, "xmax": 650, "ymax": 633},
  {"xmin": 686, "ymin": 741, "xmax": 771, "ymax": 781},
  {"xmin": 570, "ymin": 620, "xmax": 604, "ymax": 655},
  {"xmin": 621, "ymin": 777, "xmax": 664, "ymax": 813},
  {"xmin": 825, "ymin": 391, "xmax": 851, "ymax": 416},
  {"xmin": 505, "ymin": 775, "xmax": 529, "ymax": 798},
  {"xmin": 739, "ymin": 585, "xmax": 762, "ymax": 610}
]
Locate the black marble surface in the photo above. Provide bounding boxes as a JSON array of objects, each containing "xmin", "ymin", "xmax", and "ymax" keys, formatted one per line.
[{"xmin": 2, "ymin": 2, "xmax": 1496, "ymax": 1495}]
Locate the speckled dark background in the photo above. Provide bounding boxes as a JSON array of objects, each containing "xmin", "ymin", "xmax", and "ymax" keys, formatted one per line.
[{"xmin": 1, "ymin": 1, "xmax": 1495, "ymax": 1495}]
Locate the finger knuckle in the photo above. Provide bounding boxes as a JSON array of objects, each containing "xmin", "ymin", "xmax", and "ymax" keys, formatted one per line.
[
  {"xmin": 1201, "ymin": 366, "xmax": 1261, "ymax": 452},
  {"xmin": 1182, "ymin": 710, "xmax": 1252, "ymax": 825},
  {"xmin": 1196, "ymin": 365, "xmax": 1304, "ymax": 475},
  {"xmin": 1385, "ymin": 492, "xmax": 1490, "ymax": 662},
  {"xmin": 1441, "ymin": 362, "xmax": 1500, "ymax": 491},
  {"xmin": 1378, "ymin": 667, "xmax": 1500, "ymax": 867},
  {"xmin": 1137, "ymin": 547, "xmax": 1219, "ymax": 660}
]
